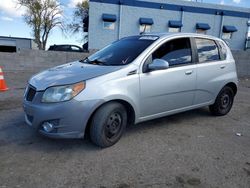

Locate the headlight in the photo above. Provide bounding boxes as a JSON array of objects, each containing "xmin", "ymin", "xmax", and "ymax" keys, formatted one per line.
[{"xmin": 42, "ymin": 81, "xmax": 85, "ymax": 103}]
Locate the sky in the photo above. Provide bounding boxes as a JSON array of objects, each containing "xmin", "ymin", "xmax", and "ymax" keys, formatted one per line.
[{"xmin": 0, "ymin": 0, "xmax": 250, "ymax": 49}]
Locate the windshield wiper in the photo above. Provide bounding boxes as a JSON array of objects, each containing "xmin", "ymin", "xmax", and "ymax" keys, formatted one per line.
[
  {"xmin": 91, "ymin": 59, "xmax": 106, "ymax": 65},
  {"xmin": 79, "ymin": 57, "xmax": 89, "ymax": 63},
  {"xmin": 80, "ymin": 57, "xmax": 107, "ymax": 65}
]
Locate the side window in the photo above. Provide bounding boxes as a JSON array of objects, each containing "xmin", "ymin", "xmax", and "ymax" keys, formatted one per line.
[
  {"xmin": 169, "ymin": 27, "xmax": 180, "ymax": 33},
  {"xmin": 60, "ymin": 45, "xmax": 70, "ymax": 51},
  {"xmin": 196, "ymin": 29, "xmax": 207, "ymax": 35},
  {"xmin": 152, "ymin": 38, "xmax": 192, "ymax": 67},
  {"xmin": 103, "ymin": 22, "xmax": 115, "ymax": 30},
  {"xmin": 71, "ymin": 46, "xmax": 81, "ymax": 52},
  {"xmin": 195, "ymin": 38, "xmax": 220, "ymax": 63},
  {"xmin": 222, "ymin": 32, "xmax": 233, "ymax": 40},
  {"xmin": 217, "ymin": 41, "xmax": 227, "ymax": 60},
  {"xmin": 140, "ymin": 24, "xmax": 152, "ymax": 33}
]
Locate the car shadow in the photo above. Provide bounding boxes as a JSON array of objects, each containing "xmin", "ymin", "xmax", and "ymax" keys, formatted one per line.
[
  {"xmin": 0, "ymin": 111, "xmax": 99, "ymax": 152},
  {"xmin": 125, "ymin": 107, "xmax": 211, "ymax": 136},
  {"xmin": 0, "ymin": 107, "xmax": 211, "ymax": 152}
]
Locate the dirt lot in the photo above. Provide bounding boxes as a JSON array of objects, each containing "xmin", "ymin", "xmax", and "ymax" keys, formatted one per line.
[{"xmin": 0, "ymin": 70, "xmax": 250, "ymax": 188}]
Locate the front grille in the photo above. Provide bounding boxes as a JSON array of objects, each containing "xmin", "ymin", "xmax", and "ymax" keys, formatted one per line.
[{"xmin": 26, "ymin": 86, "xmax": 36, "ymax": 101}]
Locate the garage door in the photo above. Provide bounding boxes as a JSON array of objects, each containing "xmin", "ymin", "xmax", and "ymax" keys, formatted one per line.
[{"xmin": 0, "ymin": 39, "xmax": 16, "ymax": 52}]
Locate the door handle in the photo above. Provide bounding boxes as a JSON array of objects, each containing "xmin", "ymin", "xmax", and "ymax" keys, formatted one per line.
[
  {"xmin": 220, "ymin": 65, "xmax": 226, "ymax": 69},
  {"xmin": 185, "ymin": 70, "xmax": 193, "ymax": 75}
]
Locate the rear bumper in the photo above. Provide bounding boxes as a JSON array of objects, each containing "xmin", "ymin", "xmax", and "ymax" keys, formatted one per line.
[{"xmin": 23, "ymin": 96, "xmax": 103, "ymax": 139}]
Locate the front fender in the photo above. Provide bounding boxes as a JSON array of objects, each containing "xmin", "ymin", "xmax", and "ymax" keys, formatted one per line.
[{"xmin": 102, "ymin": 94, "xmax": 139, "ymax": 122}]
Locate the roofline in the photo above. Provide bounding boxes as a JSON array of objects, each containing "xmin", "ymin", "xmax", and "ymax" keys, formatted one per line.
[
  {"xmin": 90, "ymin": 0, "xmax": 250, "ymax": 18},
  {"xmin": 49, "ymin": 44, "xmax": 83, "ymax": 47},
  {"xmin": 127, "ymin": 32, "xmax": 222, "ymax": 40},
  {"xmin": 0, "ymin": 36, "xmax": 33, "ymax": 41},
  {"xmin": 143, "ymin": 32, "xmax": 221, "ymax": 40}
]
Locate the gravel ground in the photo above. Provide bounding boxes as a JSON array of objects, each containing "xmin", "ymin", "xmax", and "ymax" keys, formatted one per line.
[{"xmin": 0, "ymin": 70, "xmax": 250, "ymax": 188}]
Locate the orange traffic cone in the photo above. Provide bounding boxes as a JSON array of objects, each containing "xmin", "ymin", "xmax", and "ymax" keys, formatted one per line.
[{"xmin": 0, "ymin": 66, "xmax": 9, "ymax": 92}]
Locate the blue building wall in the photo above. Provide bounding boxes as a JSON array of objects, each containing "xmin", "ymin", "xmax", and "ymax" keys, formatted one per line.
[{"xmin": 88, "ymin": 0, "xmax": 250, "ymax": 50}]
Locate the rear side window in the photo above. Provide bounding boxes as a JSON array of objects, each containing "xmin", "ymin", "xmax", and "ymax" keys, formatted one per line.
[
  {"xmin": 195, "ymin": 38, "xmax": 220, "ymax": 63},
  {"xmin": 60, "ymin": 45, "xmax": 70, "ymax": 51},
  {"xmin": 52, "ymin": 45, "xmax": 70, "ymax": 51},
  {"xmin": 71, "ymin": 46, "xmax": 82, "ymax": 52},
  {"xmin": 152, "ymin": 38, "xmax": 192, "ymax": 66}
]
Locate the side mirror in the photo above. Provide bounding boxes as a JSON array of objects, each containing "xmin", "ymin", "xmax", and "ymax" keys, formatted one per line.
[{"xmin": 147, "ymin": 59, "xmax": 169, "ymax": 72}]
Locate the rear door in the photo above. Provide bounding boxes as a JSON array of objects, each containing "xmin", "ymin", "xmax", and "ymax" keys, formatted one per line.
[
  {"xmin": 193, "ymin": 38, "xmax": 227, "ymax": 105},
  {"xmin": 139, "ymin": 37, "xmax": 197, "ymax": 118}
]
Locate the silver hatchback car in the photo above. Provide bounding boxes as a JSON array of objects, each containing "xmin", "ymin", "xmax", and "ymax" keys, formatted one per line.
[{"xmin": 23, "ymin": 33, "xmax": 238, "ymax": 147}]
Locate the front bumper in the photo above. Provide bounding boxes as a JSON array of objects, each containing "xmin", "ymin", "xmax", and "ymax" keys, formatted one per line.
[{"xmin": 23, "ymin": 91, "xmax": 103, "ymax": 139}]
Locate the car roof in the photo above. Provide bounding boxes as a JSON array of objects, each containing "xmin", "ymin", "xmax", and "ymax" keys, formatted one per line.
[
  {"xmin": 51, "ymin": 44, "xmax": 81, "ymax": 47},
  {"xmin": 142, "ymin": 32, "xmax": 221, "ymax": 41}
]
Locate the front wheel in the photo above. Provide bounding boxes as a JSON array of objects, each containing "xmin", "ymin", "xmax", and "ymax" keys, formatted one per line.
[
  {"xmin": 209, "ymin": 86, "xmax": 235, "ymax": 116},
  {"xmin": 90, "ymin": 102, "xmax": 127, "ymax": 148}
]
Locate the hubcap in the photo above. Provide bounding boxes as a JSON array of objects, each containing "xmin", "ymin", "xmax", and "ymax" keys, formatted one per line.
[
  {"xmin": 220, "ymin": 93, "xmax": 230, "ymax": 109},
  {"xmin": 105, "ymin": 112, "xmax": 122, "ymax": 140}
]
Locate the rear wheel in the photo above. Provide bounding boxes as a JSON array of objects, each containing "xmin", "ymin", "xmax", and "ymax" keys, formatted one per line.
[
  {"xmin": 209, "ymin": 86, "xmax": 234, "ymax": 116},
  {"xmin": 90, "ymin": 102, "xmax": 127, "ymax": 148}
]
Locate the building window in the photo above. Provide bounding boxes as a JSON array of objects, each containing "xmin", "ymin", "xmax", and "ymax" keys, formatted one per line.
[
  {"xmin": 222, "ymin": 32, "xmax": 233, "ymax": 40},
  {"xmin": 140, "ymin": 24, "xmax": 152, "ymax": 33},
  {"xmin": 169, "ymin": 27, "xmax": 180, "ymax": 33},
  {"xmin": 196, "ymin": 29, "xmax": 207, "ymax": 34},
  {"xmin": 197, "ymin": 30, "xmax": 206, "ymax": 34},
  {"xmin": 196, "ymin": 23, "xmax": 210, "ymax": 35},
  {"xmin": 222, "ymin": 25, "xmax": 237, "ymax": 40},
  {"xmin": 102, "ymin": 13, "xmax": 117, "ymax": 30},
  {"xmin": 103, "ymin": 22, "xmax": 115, "ymax": 30},
  {"xmin": 139, "ymin": 18, "xmax": 154, "ymax": 33},
  {"xmin": 247, "ymin": 20, "xmax": 250, "ymax": 37},
  {"xmin": 246, "ymin": 21, "xmax": 250, "ymax": 49},
  {"xmin": 168, "ymin": 20, "xmax": 182, "ymax": 33}
]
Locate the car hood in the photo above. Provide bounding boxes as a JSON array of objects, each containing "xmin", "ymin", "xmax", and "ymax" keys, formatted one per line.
[{"xmin": 29, "ymin": 61, "xmax": 123, "ymax": 91}]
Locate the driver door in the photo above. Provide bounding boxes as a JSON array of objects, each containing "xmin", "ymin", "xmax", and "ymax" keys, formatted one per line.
[{"xmin": 139, "ymin": 37, "xmax": 197, "ymax": 118}]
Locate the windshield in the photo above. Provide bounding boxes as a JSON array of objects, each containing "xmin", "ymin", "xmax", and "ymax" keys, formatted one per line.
[{"xmin": 83, "ymin": 35, "xmax": 159, "ymax": 66}]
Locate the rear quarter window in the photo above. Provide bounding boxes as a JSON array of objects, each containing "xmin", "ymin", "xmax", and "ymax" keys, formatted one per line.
[{"xmin": 217, "ymin": 41, "xmax": 227, "ymax": 60}]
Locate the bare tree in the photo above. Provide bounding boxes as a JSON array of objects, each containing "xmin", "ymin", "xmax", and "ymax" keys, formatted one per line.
[
  {"xmin": 18, "ymin": 0, "xmax": 63, "ymax": 50},
  {"xmin": 68, "ymin": 0, "xmax": 89, "ymax": 43}
]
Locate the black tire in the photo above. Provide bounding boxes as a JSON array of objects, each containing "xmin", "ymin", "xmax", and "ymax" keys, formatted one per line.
[
  {"xmin": 209, "ymin": 86, "xmax": 235, "ymax": 116},
  {"xmin": 90, "ymin": 102, "xmax": 127, "ymax": 148}
]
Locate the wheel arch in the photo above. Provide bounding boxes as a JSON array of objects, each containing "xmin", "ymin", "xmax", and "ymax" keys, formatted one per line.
[
  {"xmin": 225, "ymin": 82, "xmax": 237, "ymax": 96},
  {"xmin": 84, "ymin": 99, "xmax": 136, "ymax": 137}
]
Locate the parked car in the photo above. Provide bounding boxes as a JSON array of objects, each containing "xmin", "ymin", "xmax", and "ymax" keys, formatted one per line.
[
  {"xmin": 23, "ymin": 33, "xmax": 238, "ymax": 147},
  {"xmin": 48, "ymin": 44, "xmax": 83, "ymax": 52}
]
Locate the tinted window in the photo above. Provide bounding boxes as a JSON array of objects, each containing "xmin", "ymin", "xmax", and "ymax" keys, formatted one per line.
[
  {"xmin": 60, "ymin": 45, "xmax": 70, "ymax": 51},
  {"xmin": 152, "ymin": 38, "xmax": 192, "ymax": 66},
  {"xmin": 71, "ymin": 46, "xmax": 82, "ymax": 52},
  {"xmin": 195, "ymin": 38, "xmax": 220, "ymax": 63},
  {"xmin": 86, "ymin": 36, "xmax": 158, "ymax": 66},
  {"xmin": 218, "ymin": 41, "xmax": 227, "ymax": 60},
  {"xmin": 103, "ymin": 22, "xmax": 115, "ymax": 30},
  {"xmin": 48, "ymin": 46, "xmax": 55, "ymax": 50},
  {"xmin": 54, "ymin": 45, "xmax": 70, "ymax": 51}
]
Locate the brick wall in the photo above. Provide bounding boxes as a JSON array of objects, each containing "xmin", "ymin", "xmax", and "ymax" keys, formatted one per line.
[
  {"xmin": 0, "ymin": 49, "xmax": 249, "ymax": 77},
  {"xmin": 232, "ymin": 50, "xmax": 250, "ymax": 77},
  {"xmin": 0, "ymin": 49, "xmax": 88, "ymax": 72}
]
